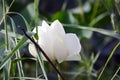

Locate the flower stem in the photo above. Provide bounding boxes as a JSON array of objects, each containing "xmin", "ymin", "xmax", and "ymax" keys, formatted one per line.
[
  {"xmin": 56, "ymin": 62, "xmax": 62, "ymax": 80},
  {"xmin": 22, "ymin": 29, "xmax": 65, "ymax": 80}
]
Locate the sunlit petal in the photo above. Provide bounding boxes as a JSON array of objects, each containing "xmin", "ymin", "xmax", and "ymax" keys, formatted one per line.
[
  {"xmin": 65, "ymin": 33, "xmax": 81, "ymax": 60},
  {"xmin": 38, "ymin": 28, "xmax": 55, "ymax": 61},
  {"xmin": 51, "ymin": 20, "xmax": 65, "ymax": 36},
  {"xmin": 33, "ymin": 21, "xmax": 50, "ymax": 34},
  {"xmin": 41, "ymin": 20, "xmax": 50, "ymax": 32},
  {"xmin": 29, "ymin": 20, "xmax": 81, "ymax": 63},
  {"xmin": 53, "ymin": 35, "xmax": 69, "ymax": 63}
]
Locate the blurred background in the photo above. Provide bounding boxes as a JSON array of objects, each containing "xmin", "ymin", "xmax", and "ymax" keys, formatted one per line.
[{"xmin": 0, "ymin": 0, "xmax": 120, "ymax": 80}]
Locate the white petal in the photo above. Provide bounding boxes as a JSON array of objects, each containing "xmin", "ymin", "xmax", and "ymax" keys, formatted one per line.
[
  {"xmin": 33, "ymin": 21, "xmax": 50, "ymax": 34},
  {"xmin": 28, "ymin": 43, "xmax": 38, "ymax": 57},
  {"xmin": 38, "ymin": 27, "xmax": 55, "ymax": 61},
  {"xmin": 31, "ymin": 20, "xmax": 55, "ymax": 61},
  {"xmin": 38, "ymin": 35, "xmax": 54, "ymax": 60},
  {"xmin": 65, "ymin": 33, "xmax": 81, "ymax": 61},
  {"xmin": 42, "ymin": 20, "xmax": 49, "ymax": 27},
  {"xmin": 65, "ymin": 53, "xmax": 81, "ymax": 61},
  {"xmin": 51, "ymin": 20, "xmax": 65, "ymax": 36},
  {"xmin": 41, "ymin": 20, "xmax": 50, "ymax": 32},
  {"xmin": 50, "ymin": 20, "xmax": 69, "ymax": 63},
  {"xmin": 53, "ymin": 35, "xmax": 69, "ymax": 63}
]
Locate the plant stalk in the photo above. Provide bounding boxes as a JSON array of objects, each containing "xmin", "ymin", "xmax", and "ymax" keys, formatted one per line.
[{"xmin": 22, "ymin": 29, "xmax": 65, "ymax": 80}]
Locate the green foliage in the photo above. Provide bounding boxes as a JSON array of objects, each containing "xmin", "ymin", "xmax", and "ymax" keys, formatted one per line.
[
  {"xmin": 51, "ymin": 11, "xmax": 78, "ymax": 24},
  {"xmin": 103, "ymin": 0, "xmax": 114, "ymax": 13},
  {"xmin": 0, "ymin": 0, "xmax": 120, "ymax": 80}
]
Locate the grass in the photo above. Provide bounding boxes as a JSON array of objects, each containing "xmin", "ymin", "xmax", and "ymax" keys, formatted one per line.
[{"xmin": 0, "ymin": 0, "xmax": 120, "ymax": 80}]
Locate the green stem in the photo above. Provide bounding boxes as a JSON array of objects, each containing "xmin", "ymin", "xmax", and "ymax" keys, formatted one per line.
[
  {"xmin": 56, "ymin": 62, "xmax": 61, "ymax": 80},
  {"xmin": 6, "ymin": 0, "xmax": 14, "ymax": 12},
  {"xmin": 3, "ymin": 0, "xmax": 9, "ymax": 50},
  {"xmin": 34, "ymin": 0, "xmax": 39, "ymax": 77},
  {"xmin": 36, "ymin": 58, "xmax": 38, "ymax": 78},
  {"xmin": 61, "ymin": 0, "xmax": 67, "ymax": 11},
  {"xmin": 37, "ymin": 52, "xmax": 48, "ymax": 80},
  {"xmin": 8, "ymin": 16, "xmax": 24, "ymax": 79},
  {"xmin": 111, "ymin": 66, "xmax": 120, "ymax": 80},
  {"xmin": 97, "ymin": 42, "xmax": 120, "ymax": 80},
  {"xmin": 2, "ymin": 0, "xmax": 9, "ymax": 80},
  {"xmin": 34, "ymin": 0, "xmax": 39, "ymax": 33},
  {"xmin": 22, "ymin": 30, "xmax": 65, "ymax": 80}
]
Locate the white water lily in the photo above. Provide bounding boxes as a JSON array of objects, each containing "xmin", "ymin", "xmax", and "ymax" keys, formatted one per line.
[{"xmin": 29, "ymin": 20, "xmax": 81, "ymax": 63}]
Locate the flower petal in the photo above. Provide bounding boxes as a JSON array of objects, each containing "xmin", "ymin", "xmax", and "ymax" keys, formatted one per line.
[
  {"xmin": 65, "ymin": 33, "xmax": 81, "ymax": 61},
  {"xmin": 31, "ymin": 21, "xmax": 55, "ymax": 61},
  {"xmin": 29, "ymin": 20, "xmax": 81, "ymax": 63},
  {"xmin": 53, "ymin": 35, "xmax": 69, "ymax": 63},
  {"xmin": 51, "ymin": 20, "xmax": 65, "ymax": 36},
  {"xmin": 28, "ymin": 43, "xmax": 38, "ymax": 57},
  {"xmin": 38, "ymin": 29, "xmax": 55, "ymax": 61},
  {"xmin": 33, "ymin": 20, "xmax": 50, "ymax": 33},
  {"xmin": 41, "ymin": 20, "xmax": 50, "ymax": 32},
  {"xmin": 65, "ymin": 53, "xmax": 81, "ymax": 61}
]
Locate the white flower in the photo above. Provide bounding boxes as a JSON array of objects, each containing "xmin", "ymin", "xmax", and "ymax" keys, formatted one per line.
[{"xmin": 29, "ymin": 20, "xmax": 81, "ymax": 63}]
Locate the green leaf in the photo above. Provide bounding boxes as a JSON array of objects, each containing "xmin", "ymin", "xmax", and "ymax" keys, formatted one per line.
[{"xmin": 51, "ymin": 11, "xmax": 78, "ymax": 24}]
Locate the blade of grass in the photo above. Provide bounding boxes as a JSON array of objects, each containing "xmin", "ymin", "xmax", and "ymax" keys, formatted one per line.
[
  {"xmin": 37, "ymin": 52, "xmax": 48, "ymax": 80},
  {"xmin": 61, "ymin": 0, "xmax": 67, "ymax": 11},
  {"xmin": 77, "ymin": 0, "xmax": 85, "ymax": 22},
  {"xmin": 90, "ymin": 0, "xmax": 100, "ymax": 20},
  {"xmin": 111, "ymin": 66, "xmax": 120, "ymax": 80},
  {"xmin": 4, "ymin": 60, "xmax": 11, "ymax": 80},
  {"xmin": 97, "ymin": 41, "xmax": 120, "ymax": 80},
  {"xmin": 7, "ymin": 12, "xmax": 30, "ymax": 31},
  {"xmin": 0, "ymin": 34, "xmax": 32, "ymax": 70},
  {"xmin": 10, "ymin": 77, "xmax": 45, "ymax": 80},
  {"xmin": 34, "ymin": 0, "xmax": 39, "ymax": 78},
  {"xmin": 12, "ymin": 58, "xmax": 36, "ymax": 63},
  {"xmin": 6, "ymin": 0, "xmax": 15, "ymax": 12},
  {"xmin": 0, "ymin": 0, "xmax": 14, "ymax": 25},
  {"xmin": 0, "ymin": 30, "xmax": 22, "ymax": 39},
  {"xmin": 9, "ymin": 16, "xmax": 24, "ymax": 78},
  {"xmin": 2, "ymin": 0, "xmax": 9, "ymax": 79},
  {"xmin": 89, "ymin": 12, "xmax": 109, "ymax": 27},
  {"xmin": 2, "ymin": 0, "xmax": 9, "ymax": 51},
  {"xmin": 61, "ymin": 23, "xmax": 120, "ymax": 39},
  {"xmin": 3, "ymin": 67, "xmax": 8, "ymax": 80},
  {"xmin": 34, "ymin": 0, "xmax": 39, "ymax": 33}
]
